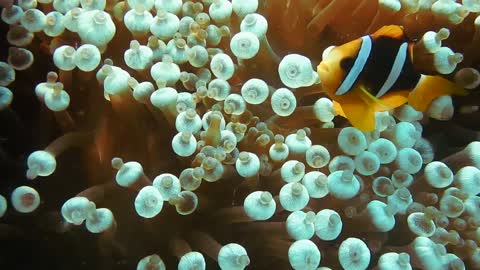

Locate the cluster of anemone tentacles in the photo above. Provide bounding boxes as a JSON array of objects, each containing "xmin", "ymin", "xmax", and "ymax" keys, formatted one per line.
[{"xmin": 2, "ymin": 0, "xmax": 480, "ymax": 269}]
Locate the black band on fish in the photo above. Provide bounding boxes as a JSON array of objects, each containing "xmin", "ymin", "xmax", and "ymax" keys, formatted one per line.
[
  {"xmin": 335, "ymin": 35, "xmax": 372, "ymax": 95},
  {"xmin": 376, "ymin": 42, "xmax": 408, "ymax": 98}
]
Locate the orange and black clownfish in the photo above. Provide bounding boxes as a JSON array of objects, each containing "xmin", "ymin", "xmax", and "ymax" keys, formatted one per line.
[{"xmin": 317, "ymin": 25, "xmax": 467, "ymax": 132}]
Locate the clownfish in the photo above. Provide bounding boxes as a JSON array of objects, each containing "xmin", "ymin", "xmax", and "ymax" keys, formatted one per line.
[{"xmin": 317, "ymin": 25, "xmax": 467, "ymax": 132}]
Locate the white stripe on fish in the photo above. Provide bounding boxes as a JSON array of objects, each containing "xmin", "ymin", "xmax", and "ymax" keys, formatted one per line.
[
  {"xmin": 335, "ymin": 35, "xmax": 372, "ymax": 95},
  {"xmin": 376, "ymin": 42, "xmax": 408, "ymax": 98}
]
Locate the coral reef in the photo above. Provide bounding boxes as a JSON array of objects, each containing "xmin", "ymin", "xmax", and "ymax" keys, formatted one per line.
[{"xmin": 1, "ymin": 0, "xmax": 480, "ymax": 269}]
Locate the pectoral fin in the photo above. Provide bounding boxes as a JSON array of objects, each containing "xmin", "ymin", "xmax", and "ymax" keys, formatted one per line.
[
  {"xmin": 355, "ymin": 84, "xmax": 391, "ymax": 110},
  {"xmin": 408, "ymin": 75, "xmax": 468, "ymax": 111}
]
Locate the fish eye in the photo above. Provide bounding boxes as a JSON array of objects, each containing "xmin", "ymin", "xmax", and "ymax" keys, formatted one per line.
[{"xmin": 340, "ymin": 57, "xmax": 355, "ymax": 71}]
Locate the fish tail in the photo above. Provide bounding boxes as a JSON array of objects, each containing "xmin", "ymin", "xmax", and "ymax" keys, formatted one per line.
[{"xmin": 408, "ymin": 75, "xmax": 468, "ymax": 111}]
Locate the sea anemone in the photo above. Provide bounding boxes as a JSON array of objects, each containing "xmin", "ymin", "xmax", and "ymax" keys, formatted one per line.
[{"xmin": 1, "ymin": 0, "xmax": 480, "ymax": 269}]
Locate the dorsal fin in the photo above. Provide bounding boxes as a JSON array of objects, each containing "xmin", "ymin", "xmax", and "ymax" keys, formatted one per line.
[{"xmin": 370, "ymin": 25, "xmax": 406, "ymax": 40}]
